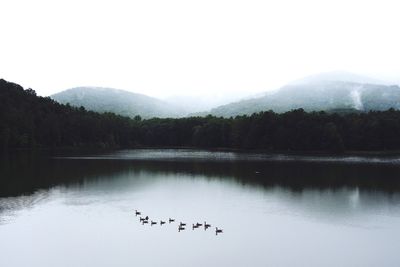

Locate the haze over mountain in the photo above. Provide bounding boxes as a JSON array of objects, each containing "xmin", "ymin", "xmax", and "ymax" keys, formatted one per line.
[
  {"xmin": 163, "ymin": 92, "xmax": 254, "ymax": 113},
  {"xmin": 51, "ymin": 87, "xmax": 250, "ymax": 118},
  {"xmin": 201, "ymin": 72, "xmax": 400, "ymax": 117},
  {"xmin": 289, "ymin": 71, "xmax": 386, "ymax": 86},
  {"xmin": 51, "ymin": 71, "xmax": 400, "ymax": 119},
  {"xmin": 51, "ymin": 87, "xmax": 185, "ymax": 119}
]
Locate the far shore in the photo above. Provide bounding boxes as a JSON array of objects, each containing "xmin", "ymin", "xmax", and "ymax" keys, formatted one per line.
[{"xmin": 3, "ymin": 146, "xmax": 400, "ymax": 158}]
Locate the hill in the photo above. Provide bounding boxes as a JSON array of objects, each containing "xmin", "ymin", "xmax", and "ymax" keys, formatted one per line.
[
  {"xmin": 51, "ymin": 87, "xmax": 184, "ymax": 119},
  {"xmin": 2, "ymin": 78, "xmax": 400, "ymax": 152},
  {"xmin": 203, "ymin": 72, "xmax": 400, "ymax": 117}
]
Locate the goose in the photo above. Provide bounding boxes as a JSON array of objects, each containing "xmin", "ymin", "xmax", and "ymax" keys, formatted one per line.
[
  {"xmin": 192, "ymin": 224, "xmax": 199, "ymax": 230},
  {"xmin": 204, "ymin": 222, "xmax": 211, "ymax": 230},
  {"xmin": 145, "ymin": 216, "xmax": 149, "ymax": 220},
  {"xmin": 142, "ymin": 220, "xmax": 149, "ymax": 225},
  {"xmin": 195, "ymin": 222, "xmax": 203, "ymax": 227},
  {"xmin": 135, "ymin": 210, "xmax": 141, "ymax": 216},
  {"xmin": 169, "ymin": 218, "xmax": 175, "ymax": 223},
  {"xmin": 160, "ymin": 220, "xmax": 166, "ymax": 225},
  {"xmin": 139, "ymin": 217, "xmax": 146, "ymax": 222},
  {"xmin": 151, "ymin": 221, "xmax": 157, "ymax": 226},
  {"xmin": 216, "ymin": 227, "xmax": 223, "ymax": 234},
  {"xmin": 178, "ymin": 226, "xmax": 185, "ymax": 232},
  {"xmin": 179, "ymin": 222, "xmax": 186, "ymax": 227}
]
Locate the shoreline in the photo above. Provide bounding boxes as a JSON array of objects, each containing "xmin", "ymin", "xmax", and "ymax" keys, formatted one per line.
[
  {"xmin": 4, "ymin": 146, "xmax": 400, "ymax": 156},
  {"xmin": 3, "ymin": 147, "xmax": 400, "ymax": 163}
]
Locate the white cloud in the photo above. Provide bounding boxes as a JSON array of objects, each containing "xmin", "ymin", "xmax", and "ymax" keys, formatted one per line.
[{"xmin": 1, "ymin": 0, "xmax": 399, "ymax": 97}]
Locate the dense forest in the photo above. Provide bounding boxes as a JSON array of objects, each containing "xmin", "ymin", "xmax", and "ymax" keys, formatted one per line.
[{"xmin": 1, "ymin": 78, "xmax": 400, "ymax": 152}]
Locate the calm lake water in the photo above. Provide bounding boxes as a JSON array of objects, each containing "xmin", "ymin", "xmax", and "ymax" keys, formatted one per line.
[{"xmin": 1, "ymin": 149, "xmax": 400, "ymax": 267}]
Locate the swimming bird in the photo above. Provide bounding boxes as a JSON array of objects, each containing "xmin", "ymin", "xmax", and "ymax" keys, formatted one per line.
[
  {"xmin": 179, "ymin": 222, "xmax": 186, "ymax": 227},
  {"xmin": 216, "ymin": 227, "xmax": 223, "ymax": 235},
  {"xmin": 135, "ymin": 210, "xmax": 141, "ymax": 216},
  {"xmin": 142, "ymin": 220, "xmax": 148, "ymax": 225},
  {"xmin": 139, "ymin": 217, "xmax": 146, "ymax": 222},
  {"xmin": 169, "ymin": 218, "xmax": 175, "ymax": 223},
  {"xmin": 178, "ymin": 226, "xmax": 185, "ymax": 232},
  {"xmin": 145, "ymin": 216, "xmax": 149, "ymax": 220},
  {"xmin": 204, "ymin": 222, "xmax": 211, "ymax": 230},
  {"xmin": 195, "ymin": 222, "xmax": 203, "ymax": 227},
  {"xmin": 160, "ymin": 220, "xmax": 166, "ymax": 225},
  {"xmin": 192, "ymin": 224, "xmax": 199, "ymax": 230},
  {"xmin": 151, "ymin": 221, "xmax": 157, "ymax": 226}
]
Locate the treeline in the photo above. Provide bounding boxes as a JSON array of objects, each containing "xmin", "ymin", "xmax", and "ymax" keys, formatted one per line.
[{"xmin": 1, "ymin": 79, "xmax": 400, "ymax": 152}]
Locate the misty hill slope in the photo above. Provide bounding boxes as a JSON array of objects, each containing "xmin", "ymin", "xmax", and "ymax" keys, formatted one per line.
[
  {"xmin": 289, "ymin": 71, "xmax": 386, "ymax": 85},
  {"xmin": 52, "ymin": 87, "xmax": 184, "ymax": 119},
  {"xmin": 205, "ymin": 75, "xmax": 400, "ymax": 117}
]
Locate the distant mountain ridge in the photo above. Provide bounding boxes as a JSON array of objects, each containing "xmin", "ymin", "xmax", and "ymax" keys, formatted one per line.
[
  {"xmin": 202, "ymin": 72, "xmax": 400, "ymax": 117},
  {"xmin": 51, "ymin": 87, "xmax": 185, "ymax": 119},
  {"xmin": 51, "ymin": 72, "xmax": 400, "ymax": 119},
  {"xmin": 289, "ymin": 71, "xmax": 386, "ymax": 86}
]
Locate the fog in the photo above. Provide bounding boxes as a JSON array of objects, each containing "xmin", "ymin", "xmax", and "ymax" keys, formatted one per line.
[
  {"xmin": 1, "ymin": 0, "xmax": 400, "ymax": 102},
  {"xmin": 163, "ymin": 92, "xmax": 261, "ymax": 113}
]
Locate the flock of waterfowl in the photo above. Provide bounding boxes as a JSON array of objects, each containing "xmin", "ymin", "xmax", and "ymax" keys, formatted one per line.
[{"xmin": 135, "ymin": 210, "xmax": 223, "ymax": 235}]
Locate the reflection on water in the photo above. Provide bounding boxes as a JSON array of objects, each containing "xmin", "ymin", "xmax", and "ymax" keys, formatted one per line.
[
  {"xmin": 59, "ymin": 148, "xmax": 400, "ymax": 165},
  {"xmin": 1, "ymin": 150, "xmax": 400, "ymax": 267},
  {"xmin": 0, "ymin": 190, "xmax": 50, "ymax": 225}
]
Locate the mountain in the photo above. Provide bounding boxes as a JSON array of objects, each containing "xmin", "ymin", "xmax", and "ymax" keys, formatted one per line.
[
  {"xmin": 51, "ymin": 87, "xmax": 185, "ymax": 119},
  {"xmin": 203, "ymin": 72, "xmax": 400, "ymax": 117},
  {"xmin": 289, "ymin": 71, "xmax": 386, "ymax": 85},
  {"xmin": 3, "ymin": 78, "xmax": 400, "ymax": 153}
]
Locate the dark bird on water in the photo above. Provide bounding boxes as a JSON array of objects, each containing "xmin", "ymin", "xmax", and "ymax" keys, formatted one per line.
[
  {"xmin": 179, "ymin": 222, "xmax": 186, "ymax": 227},
  {"xmin": 169, "ymin": 218, "xmax": 175, "ymax": 223},
  {"xmin": 151, "ymin": 221, "xmax": 157, "ymax": 226},
  {"xmin": 135, "ymin": 210, "xmax": 141, "ymax": 216},
  {"xmin": 160, "ymin": 220, "xmax": 166, "ymax": 225},
  {"xmin": 142, "ymin": 220, "xmax": 148, "ymax": 225},
  {"xmin": 216, "ymin": 227, "xmax": 223, "ymax": 235},
  {"xmin": 178, "ymin": 226, "xmax": 185, "ymax": 232},
  {"xmin": 204, "ymin": 222, "xmax": 211, "ymax": 230},
  {"xmin": 192, "ymin": 224, "xmax": 199, "ymax": 230}
]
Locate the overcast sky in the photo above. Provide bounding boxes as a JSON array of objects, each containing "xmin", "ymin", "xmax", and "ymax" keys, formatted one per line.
[{"xmin": 1, "ymin": 0, "xmax": 399, "ymax": 98}]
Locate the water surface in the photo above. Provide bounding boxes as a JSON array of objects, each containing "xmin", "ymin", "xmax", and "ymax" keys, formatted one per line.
[{"xmin": 1, "ymin": 149, "xmax": 400, "ymax": 266}]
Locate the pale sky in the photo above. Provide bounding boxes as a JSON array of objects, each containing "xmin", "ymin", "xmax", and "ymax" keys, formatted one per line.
[{"xmin": 1, "ymin": 0, "xmax": 400, "ymax": 98}]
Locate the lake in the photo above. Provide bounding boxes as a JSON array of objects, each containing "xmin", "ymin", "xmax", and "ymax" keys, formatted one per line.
[{"xmin": 1, "ymin": 149, "xmax": 400, "ymax": 266}]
